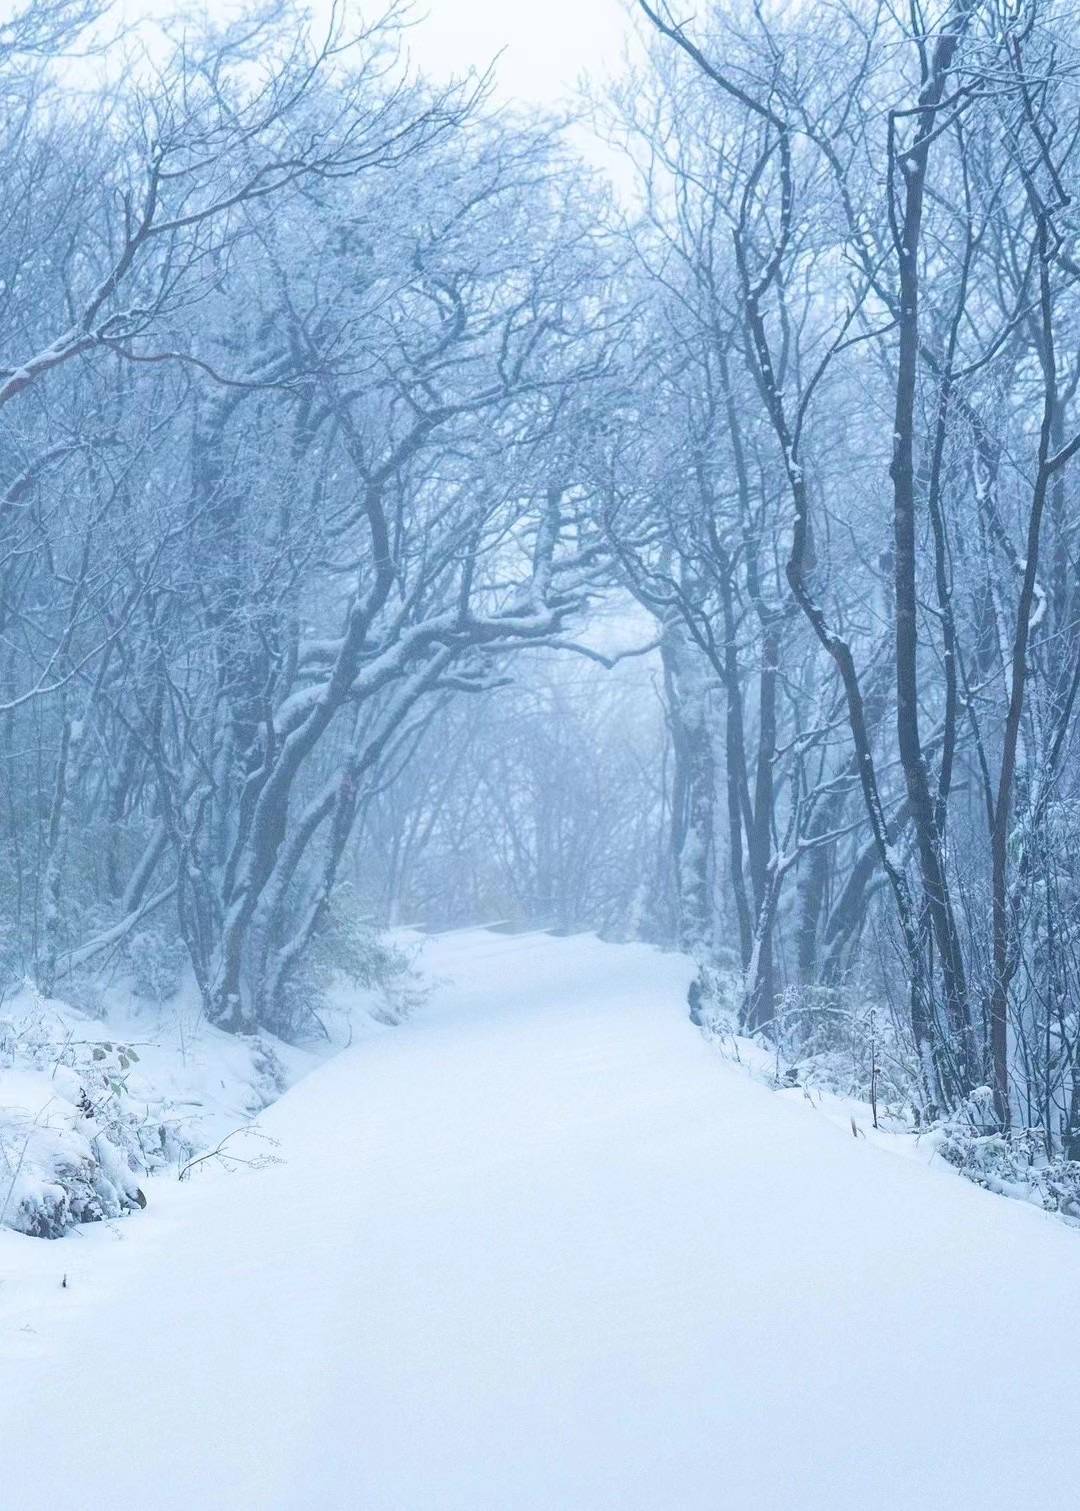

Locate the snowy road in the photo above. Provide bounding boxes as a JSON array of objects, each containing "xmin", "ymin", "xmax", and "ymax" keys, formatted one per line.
[{"xmin": 5, "ymin": 929, "xmax": 1080, "ymax": 1509}]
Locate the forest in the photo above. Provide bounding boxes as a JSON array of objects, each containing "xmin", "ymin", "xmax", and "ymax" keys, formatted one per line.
[
  {"xmin": 5, "ymin": 0, "xmax": 1080, "ymax": 1201},
  {"xmin": 9, "ymin": 2, "xmax": 1080, "ymax": 1505}
]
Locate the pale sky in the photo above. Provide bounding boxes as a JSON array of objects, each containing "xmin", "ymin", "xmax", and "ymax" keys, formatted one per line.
[
  {"xmin": 85, "ymin": 1, "xmax": 642, "ymax": 125},
  {"xmin": 402, "ymin": 0, "xmax": 634, "ymax": 109},
  {"xmin": 26, "ymin": 0, "xmax": 645, "ymax": 185}
]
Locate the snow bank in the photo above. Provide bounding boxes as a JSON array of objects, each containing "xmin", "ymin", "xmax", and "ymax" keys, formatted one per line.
[
  {"xmin": 691, "ymin": 970, "xmax": 1080, "ymax": 1227},
  {"xmin": 0, "ymin": 950, "xmax": 416, "ymax": 1238},
  {"xmin": 0, "ymin": 982, "xmax": 304, "ymax": 1237}
]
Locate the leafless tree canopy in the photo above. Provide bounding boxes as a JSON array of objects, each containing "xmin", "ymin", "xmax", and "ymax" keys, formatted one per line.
[{"xmin": 5, "ymin": 0, "xmax": 1080, "ymax": 1162}]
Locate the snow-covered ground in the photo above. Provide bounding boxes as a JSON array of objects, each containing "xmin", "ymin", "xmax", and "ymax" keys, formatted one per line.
[
  {"xmin": 0, "ymin": 979, "xmax": 313, "ymax": 1237},
  {"xmin": 4, "ymin": 928, "xmax": 1080, "ymax": 1509}
]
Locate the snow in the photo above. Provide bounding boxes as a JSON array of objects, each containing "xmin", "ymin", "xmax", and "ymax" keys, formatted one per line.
[
  {"xmin": 0, "ymin": 979, "xmax": 318, "ymax": 1237},
  {"xmin": 4, "ymin": 928, "xmax": 1080, "ymax": 1508}
]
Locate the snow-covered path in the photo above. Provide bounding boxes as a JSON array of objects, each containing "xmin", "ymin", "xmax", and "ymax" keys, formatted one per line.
[{"xmin": 5, "ymin": 930, "xmax": 1080, "ymax": 1509}]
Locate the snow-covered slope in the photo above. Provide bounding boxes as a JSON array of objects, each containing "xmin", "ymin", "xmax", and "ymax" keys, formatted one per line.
[
  {"xmin": 4, "ymin": 929, "xmax": 1080, "ymax": 1509},
  {"xmin": 0, "ymin": 981, "xmax": 315, "ymax": 1237}
]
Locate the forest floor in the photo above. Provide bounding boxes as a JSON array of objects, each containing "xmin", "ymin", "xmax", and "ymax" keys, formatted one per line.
[{"xmin": 3, "ymin": 928, "xmax": 1080, "ymax": 1509}]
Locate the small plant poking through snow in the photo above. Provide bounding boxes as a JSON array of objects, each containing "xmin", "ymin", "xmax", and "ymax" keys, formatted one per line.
[{"xmin": 178, "ymin": 1126, "xmax": 283, "ymax": 1182}]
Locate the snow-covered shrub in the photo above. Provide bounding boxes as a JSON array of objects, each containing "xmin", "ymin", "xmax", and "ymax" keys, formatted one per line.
[
  {"xmin": 247, "ymin": 1039, "xmax": 290, "ymax": 1107},
  {"xmin": 691, "ymin": 968, "xmax": 920, "ymax": 1122},
  {"xmin": 766, "ymin": 982, "xmax": 918, "ymax": 1113},
  {"xmin": 0, "ymin": 983, "xmax": 311, "ymax": 1238},
  {"xmin": 686, "ymin": 962, "xmax": 743, "ymax": 1030},
  {"xmin": 282, "ymin": 887, "xmax": 425, "ymax": 1039},
  {"xmin": 934, "ymin": 1110, "xmax": 1080, "ymax": 1222},
  {"xmin": 125, "ymin": 928, "xmax": 188, "ymax": 1003},
  {"xmin": 0, "ymin": 1092, "xmax": 148, "ymax": 1238},
  {"xmin": 0, "ymin": 1017, "xmax": 173, "ymax": 1238}
]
